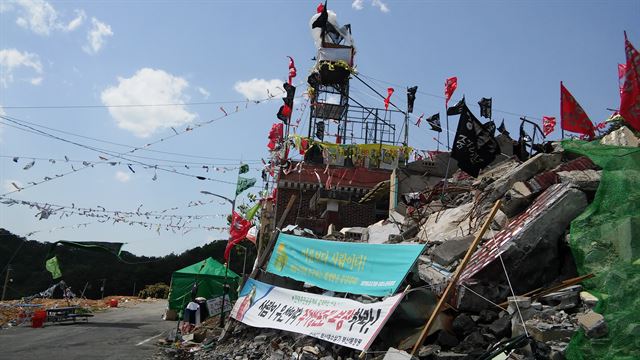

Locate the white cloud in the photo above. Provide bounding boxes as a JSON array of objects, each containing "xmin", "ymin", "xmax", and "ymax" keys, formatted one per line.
[
  {"xmin": 197, "ymin": 87, "xmax": 210, "ymax": 99},
  {"xmin": 30, "ymin": 76, "xmax": 43, "ymax": 85},
  {"xmin": 234, "ymin": 78, "xmax": 283, "ymax": 101},
  {"xmin": 115, "ymin": 170, "xmax": 131, "ymax": 183},
  {"xmin": 372, "ymin": 0, "xmax": 390, "ymax": 13},
  {"xmin": 0, "ymin": 48, "xmax": 43, "ymax": 87},
  {"xmin": 64, "ymin": 9, "xmax": 85, "ymax": 32},
  {"xmin": 352, "ymin": 0, "xmax": 364, "ymax": 10},
  {"xmin": 3, "ymin": 180, "xmax": 23, "ymax": 193},
  {"xmin": 83, "ymin": 17, "xmax": 113, "ymax": 54},
  {"xmin": 14, "ymin": 0, "xmax": 58, "ymax": 35},
  {"xmin": 101, "ymin": 68, "xmax": 196, "ymax": 138},
  {"xmin": 6, "ymin": 1, "xmax": 86, "ymax": 35}
]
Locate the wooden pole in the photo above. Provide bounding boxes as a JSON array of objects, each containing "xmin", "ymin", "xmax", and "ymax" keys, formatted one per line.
[{"xmin": 410, "ymin": 199, "xmax": 502, "ymax": 356}]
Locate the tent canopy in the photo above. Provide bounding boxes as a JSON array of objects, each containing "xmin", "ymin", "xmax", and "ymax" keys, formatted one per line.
[{"xmin": 168, "ymin": 257, "xmax": 241, "ymax": 311}]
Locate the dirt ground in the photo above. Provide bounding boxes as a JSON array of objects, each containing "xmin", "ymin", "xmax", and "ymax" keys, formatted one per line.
[{"xmin": 0, "ymin": 296, "xmax": 155, "ymax": 327}]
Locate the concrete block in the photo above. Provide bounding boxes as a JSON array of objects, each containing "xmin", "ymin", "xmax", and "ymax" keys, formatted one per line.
[
  {"xmin": 577, "ymin": 312, "xmax": 608, "ymax": 338},
  {"xmin": 418, "ymin": 202, "xmax": 474, "ymax": 243},
  {"xmin": 431, "ymin": 236, "xmax": 474, "ymax": 266},
  {"xmin": 579, "ymin": 291, "xmax": 599, "ymax": 308}
]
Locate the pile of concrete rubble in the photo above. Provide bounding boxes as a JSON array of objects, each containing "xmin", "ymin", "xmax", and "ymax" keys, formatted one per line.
[{"xmin": 158, "ymin": 126, "xmax": 639, "ymax": 360}]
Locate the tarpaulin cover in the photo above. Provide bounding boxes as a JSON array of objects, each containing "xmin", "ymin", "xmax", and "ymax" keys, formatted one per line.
[
  {"xmin": 168, "ymin": 257, "xmax": 240, "ymax": 311},
  {"xmin": 562, "ymin": 140, "xmax": 640, "ymax": 359}
]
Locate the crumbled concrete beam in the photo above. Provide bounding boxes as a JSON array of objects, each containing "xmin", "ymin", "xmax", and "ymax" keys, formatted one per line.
[
  {"xmin": 485, "ymin": 153, "xmax": 563, "ymax": 202},
  {"xmin": 501, "ymin": 181, "xmax": 535, "ymax": 217},
  {"xmin": 577, "ymin": 312, "xmax": 609, "ymax": 338},
  {"xmin": 382, "ymin": 347, "xmax": 414, "ymax": 360},
  {"xmin": 417, "ymin": 202, "xmax": 474, "ymax": 243}
]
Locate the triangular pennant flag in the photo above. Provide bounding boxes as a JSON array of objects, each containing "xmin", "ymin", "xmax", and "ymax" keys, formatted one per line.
[
  {"xmin": 542, "ymin": 116, "xmax": 556, "ymax": 136},
  {"xmin": 498, "ymin": 120, "xmax": 509, "ymax": 136},
  {"xmin": 239, "ymin": 164, "xmax": 250, "ymax": 174},
  {"xmin": 560, "ymin": 82, "xmax": 595, "ymax": 138},
  {"xmin": 620, "ymin": 33, "xmax": 640, "ymax": 131},
  {"xmin": 45, "ymin": 256, "xmax": 62, "ymax": 279},
  {"xmin": 245, "ymin": 202, "xmax": 261, "ymax": 221},
  {"xmin": 236, "ymin": 176, "xmax": 257, "ymax": 196},
  {"xmin": 426, "ymin": 113, "xmax": 442, "ymax": 132}
]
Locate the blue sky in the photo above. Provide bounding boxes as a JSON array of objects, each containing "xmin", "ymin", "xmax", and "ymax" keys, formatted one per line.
[{"xmin": 0, "ymin": 0, "xmax": 638, "ymax": 256}]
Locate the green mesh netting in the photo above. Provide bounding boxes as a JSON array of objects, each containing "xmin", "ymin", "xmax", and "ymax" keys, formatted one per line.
[{"xmin": 562, "ymin": 140, "xmax": 640, "ymax": 359}]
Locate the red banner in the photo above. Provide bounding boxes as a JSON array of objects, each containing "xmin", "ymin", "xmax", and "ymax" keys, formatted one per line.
[
  {"xmin": 620, "ymin": 34, "xmax": 640, "ymax": 131},
  {"xmin": 225, "ymin": 211, "xmax": 251, "ymax": 260},
  {"xmin": 445, "ymin": 77, "xmax": 458, "ymax": 107},
  {"xmin": 542, "ymin": 116, "xmax": 556, "ymax": 136},
  {"xmin": 560, "ymin": 82, "xmax": 595, "ymax": 138}
]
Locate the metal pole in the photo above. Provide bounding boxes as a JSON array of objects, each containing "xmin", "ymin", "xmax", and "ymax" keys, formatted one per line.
[
  {"xmin": 101, "ymin": 278, "xmax": 106, "ymax": 300},
  {"xmin": 1, "ymin": 266, "xmax": 12, "ymax": 301}
]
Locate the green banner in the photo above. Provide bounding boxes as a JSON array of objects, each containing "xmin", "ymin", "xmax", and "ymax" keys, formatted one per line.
[
  {"xmin": 266, "ymin": 233, "xmax": 425, "ymax": 296},
  {"xmin": 45, "ymin": 256, "xmax": 62, "ymax": 279},
  {"xmin": 236, "ymin": 176, "xmax": 256, "ymax": 196}
]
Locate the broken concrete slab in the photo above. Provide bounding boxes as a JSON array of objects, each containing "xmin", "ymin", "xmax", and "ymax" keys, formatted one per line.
[
  {"xmin": 367, "ymin": 220, "xmax": 400, "ymax": 244},
  {"xmin": 382, "ymin": 347, "xmax": 414, "ymax": 360},
  {"xmin": 540, "ymin": 285, "xmax": 582, "ymax": 310},
  {"xmin": 417, "ymin": 202, "xmax": 475, "ymax": 243},
  {"xmin": 457, "ymin": 183, "xmax": 588, "ymax": 311},
  {"xmin": 577, "ymin": 312, "xmax": 608, "ymax": 338},
  {"xmin": 557, "ymin": 169, "xmax": 601, "ymax": 192},
  {"xmin": 431, "ymin": 235, "xmax": 474, "ymax": 266},
  {"xmin": 452, "ymin": 314, "xmax": 476, "ymax": 338},
  {"xmin": 600, "ymin": 126, "xmax": 640, "ymax": 147},
  {"xmin": 525, "ymin": 319, "xmax": 577, "ymax": 342},
  {"xmin": 487, "ymin": 316, "xmax": 512, "ymax": 339},
  {"xmin": 485, "ymin": 153, "xmax": 563, "ymax": 202}
]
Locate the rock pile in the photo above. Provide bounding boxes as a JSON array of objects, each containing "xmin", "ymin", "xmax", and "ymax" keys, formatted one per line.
[{"xmin": 157, "ymin": 127, "xmax": 640, "ymax": 360}]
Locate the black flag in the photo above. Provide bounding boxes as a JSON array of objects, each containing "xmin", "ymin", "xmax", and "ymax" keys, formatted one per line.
[
  {"xmin": 426, "ymin": 113, "xmax": 442, "ymax": 132},
  {"xmin": 277, "ymin": 83, "xmax": 296, "ymax": 123},
  {"xmin": 451, "ymin": 103, "xmax": 500, "ymax": 177},
  {"xmin": 478, "ymin": 97, "xmax": 492, "ymax": 119},
  {"xmin": 316, "ymin": 121, "xmax": 325, "ymax": 141},
  {"xmin": 407, "ymin": 86, "xmax": 418, "ymax": 113},
  {"xmin": 483, "ymin": 121, "xmax": 496, "ymax": 135},
  {"xmin": 498, "ymin": 120, "xmax": 509, "ymax": 135},
  {"xmin": 447, "ymin": 97, "xmax": 466, "ymax": 116}
]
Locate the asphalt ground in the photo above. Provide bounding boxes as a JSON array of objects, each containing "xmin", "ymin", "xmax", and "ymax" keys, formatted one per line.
[{"xmin": 0, "ymin": 299, "xmax": 177, "ymax": 360}]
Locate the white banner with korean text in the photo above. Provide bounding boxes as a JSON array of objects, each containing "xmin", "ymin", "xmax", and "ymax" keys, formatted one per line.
[{"xmin": 230, "ymin": 278, "xmax": 404, "ymax": 351}]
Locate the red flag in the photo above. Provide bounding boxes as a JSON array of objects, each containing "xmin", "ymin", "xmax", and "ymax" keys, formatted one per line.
[
  {"xmin": 560, "ymin": 82, "xmax": 595, "ymax": 138},
  {"xmin": 384, "ymin": 87, "xmax": 394, "ymax": 110},
  {"xmin": 224, "ymin": 211, "xmax": 251, "ymax": 260},
  {"xmin": 542, "ymin": 116, "xmax": 556, "ymax": 136},
  {"xmin": 444, "ymin": 77, "xmax": 458, "ymax": 107},
  {"xmin": 620, "ymin": 33, "xmax": 640, "ymax": 131},
  {"xmin": 287, "ymin": 56, "xmax": 297, "ymax": 85},
  {"xmin": 267, "ymin": 123, "xmax": 283, "ymax": 150}
]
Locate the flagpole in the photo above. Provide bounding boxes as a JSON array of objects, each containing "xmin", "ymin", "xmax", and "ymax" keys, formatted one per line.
[{"xmin": 219, "ymin": 161, "xmax": 241, "ymax": 328}]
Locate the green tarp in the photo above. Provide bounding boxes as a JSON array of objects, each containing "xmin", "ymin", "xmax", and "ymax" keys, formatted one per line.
[
  {"xmin": 168, "ymin": 257, "xmax": 241, "ymax": 312},
  {"xmin": 562, "ymin": 140, "xmax": 640, "ymax": 359}
]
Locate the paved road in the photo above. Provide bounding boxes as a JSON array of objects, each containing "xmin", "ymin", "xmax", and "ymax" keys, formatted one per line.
[{"xmin": 0, "ymin": 300, "xmax": 177, "ymax": 360}]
